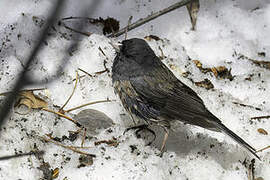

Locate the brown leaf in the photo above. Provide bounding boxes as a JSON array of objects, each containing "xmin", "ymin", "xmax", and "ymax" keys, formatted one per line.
[
  {"xmin": 144, "ymin": 35, "xmax": 162, "ymax": 41},
  {"xmin": 186, "ymin": 0, "xmax": 200, "ymax": 30},
  {"xmin": 193, "ymin": 60, "xmax": 233, "ymax": 80},
  {"xmin": 52, "ymin": 168, "xmax": 59, "ymax": 179},
  {"xmin": 257, "ymin": 128, "xmax": 268, "ymax": 135},
  {"xmin": 16, "ymin": 91, "xmax": 48, "ymax": 110},
  {"xmin": 211, "ymin": 66, "xmax": 233, "ymax": 80},
  {"xmin": 195, "ymin": 79, "xmax": 214, "ymax": 90}
]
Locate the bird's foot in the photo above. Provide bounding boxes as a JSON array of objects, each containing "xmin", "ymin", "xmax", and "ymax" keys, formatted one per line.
[{"xmin": 124, "ymin": 124, "xmax": 156, "ymax": 145}]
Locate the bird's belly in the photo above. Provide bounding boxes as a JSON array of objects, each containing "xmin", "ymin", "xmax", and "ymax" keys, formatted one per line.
[{"xmin": 113, "ymin": 80, "xmax": 160, "ymax": 121}]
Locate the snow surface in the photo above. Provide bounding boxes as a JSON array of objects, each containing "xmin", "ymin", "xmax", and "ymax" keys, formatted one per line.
[{"xmin": 0, "ymin": 0, "xmax": 270, "ymax": 179}]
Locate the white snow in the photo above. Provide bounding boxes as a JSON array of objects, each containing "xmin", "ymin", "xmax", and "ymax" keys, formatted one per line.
[{"xmin": 0, "ymin": 0, "xmax": 269, "ymax": 180}]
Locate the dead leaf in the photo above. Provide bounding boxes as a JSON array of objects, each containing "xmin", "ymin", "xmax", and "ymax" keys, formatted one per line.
[
  {"xmin": 193, "ymin": 60, "xmax": 234, "ymax": 80},
  {"xmin": 52, "ymin": 168, "xmax": 59, "ymax": 179},
  {"xmin": 144, "ymin": 35, "xmax": 162, "ymax": 41},
  {"xmin": 186, "ymin": 0, "xmax": 200, "ymax": 30},
  {"xmin": 16, "ymin": 91, "xmax": 48, "ymax": 110},
  {"xmin": 257, "ymin": 128, "xmax": 268, "ymax": 135},
  {"xmin": 195, "ymin": 79, "xmax": 214, "ymax": 89}
]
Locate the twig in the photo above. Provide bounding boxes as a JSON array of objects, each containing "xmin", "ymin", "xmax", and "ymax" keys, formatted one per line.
[
  {"xmin": 59, "ymin": 71, "xmax": 79, "ymax": 111},
  {"xmin": 60, "ymin": 21, "xmax": 92, "ymax": 37},
  {"xmin": 98, "ymin": 47, "xmax": 110, "ymax": 73},
  {"xmin": 42, "ymin": 107, "xmax": 81, "ymax": 127},
  {"xmin": 64, "ymin": 99, "xmax": 112, "ymax": 113},
  {"xmin": 108, "ymin": 0, "xmax": 192, "ymax": 37},
  {"xmin": 232, "ymin": 102, "xmax": 262, "ymax": 111},
  {"xmin": 78, "ymin": 68, "xmax": 93, "ymax": 78},
  {"xmin": 125, "ymin": 16, "xmax": 133, "ymax": 40},
  {"xmin": 0, "ymin": 151, "xmax": 44, "ymax": 161},
  {"xmin": 256, "ymin": 145, "xmax": 270, "ymax": 153},
  {"xmin": 251, "ymin": 115, "xmax": 270, "ymax": 120},
  {"xmin": 42, "ymin": 136, "xmax": 95, "ymax": 157}
]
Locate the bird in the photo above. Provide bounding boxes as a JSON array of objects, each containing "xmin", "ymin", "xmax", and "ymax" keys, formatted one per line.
[{"xmin": 111, "ymin": 38, "xmax": 259, "ymax": 159}]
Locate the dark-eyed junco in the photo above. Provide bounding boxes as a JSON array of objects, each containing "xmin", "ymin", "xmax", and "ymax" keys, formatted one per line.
[{"xmin": 111, "ymin": 38, "xmax": 259, "ymax": 159}]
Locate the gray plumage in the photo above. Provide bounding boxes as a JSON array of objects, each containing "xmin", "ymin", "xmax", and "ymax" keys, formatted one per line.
[{"xmin": 112, "ymin": 38, "xmax": 259, "ymax": 159}]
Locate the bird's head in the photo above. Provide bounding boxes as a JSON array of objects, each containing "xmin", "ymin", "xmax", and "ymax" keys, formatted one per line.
[{"xmin": 120, "ymin": 38, "xmax": 156, "ymax": 61}]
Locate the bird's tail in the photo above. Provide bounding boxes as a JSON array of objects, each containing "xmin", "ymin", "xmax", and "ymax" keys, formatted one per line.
[{"xmin": 215, "ymin": 122, "xmax": 260, "ymax": 160}]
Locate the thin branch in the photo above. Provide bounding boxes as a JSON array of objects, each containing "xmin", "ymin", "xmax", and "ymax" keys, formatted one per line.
[
  {"xmin": 0, "ymin": 151, "xmax": 44, "ymax": 161},
  {"xmin": 108, "ymin": 0, "xmax": 192, "ymax": 37},
  {"xmin": 64, "ymin": 99, "xmax": 112, "ymax": 113},
  {"xmin": 125, "ymin": 16, "xmax": 133, "ymax": 40},
  {"xmin": 59, "ymin": 71, "xmax": 79, "ymax": 111},
  {"xmin": 42, "ymin": 136, "xmax": 96, "ymax": 157},
  {"xmin": 60, "ymin": 21, "xmax": 92, "ymax": 36},
  {"xmin": 78, "ymin": 68, "xmax": 93, "ymax": 78},
  {"xmin": 256, "ymin": 145, "xmax": 270, "ymax": 153},
  {"xmin": 251, "ymin": 115, "xmax": 270, "ymax": 120},
  {"xmin": 232, "ymin": 102, "xmax": 262, "ymax": 111},
  {"xmin": 42, "ymin": 107, "xmax": 81, "ymax": 127}
]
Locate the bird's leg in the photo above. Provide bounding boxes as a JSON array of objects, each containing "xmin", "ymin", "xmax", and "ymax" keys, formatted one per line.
[
  {"xmin": 160, "ymin": 129, "xmax": 169, "ymax": 153},
  {"xmin": 158, "ymin": 122, "xmax": 170, "ymax": 157},
  {"xmin": 124, "ymin": 124, "xmax": 156, "ymax": 145}
]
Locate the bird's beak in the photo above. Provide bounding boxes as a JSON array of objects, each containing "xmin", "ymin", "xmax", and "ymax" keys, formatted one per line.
[{"xmin": 109, "ymin": 42, "xmax": 122, "ymax": 53}]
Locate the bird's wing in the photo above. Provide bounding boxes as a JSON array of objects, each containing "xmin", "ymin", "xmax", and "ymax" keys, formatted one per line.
[{"xmin": 129, "ymin": 62, "xmax": 220, "ymax": 127}]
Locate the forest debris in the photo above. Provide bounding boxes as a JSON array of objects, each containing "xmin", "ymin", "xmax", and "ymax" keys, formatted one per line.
[
  {"xmin": 42, "ymin": 135, "xmax": 96, "ymax": 157},
  {"xmin": 193, "ymin": 60, "xmax": 233, "ymax": 80},
  {"xmin": 78, "ymin": 155, "xmax": 93, "ymax": 168},
  {"xmin": 38, "ymin": 162, "xmax": 53, "ymax": 180},
  {"xmin": 257, "ymin": 52, "xmax": 266, "ymax": 57},
  {"xmin": 144, "ymin": 35, "xmax": 162, "ymax": 41},
  {"xmin": 15, "ymin": 90, "xmax": 48, "ymax": 113},
  {"xmin": 237, "ymin": 53, "xmax": 270, "ymax": 70},
  {"xmin": 186, "ymin": 0, "xmax": 200, "ymax": 30},
  {"xmin": 194, "ymin": 79, "xmax": 214, "ymax": 89},
  {"xmin": 256, "ymin": 145, "xmax": 270, "ymax": 153},
  {"xmin": 251, "ymin": 60, "xmax": 270, "ymax": 70},
  {"xmin": 257, "ymin": 128, "xmax": 268, "ymax": 135},
  {"xmin": 94, "ymin": 137, "xmax": 119, "ymax": 147},
  {"xmin": 251, "ymin": 115, "xmax": 270, "ymax": 120},
  {"xmin": 52, "ymin": 168, "xmax": 59, "ymax": 179},
  {"xmin": 232, "ymin": 102, "xmax": 262, "ymax": 111},
  {"xmin": 108, "ymin": 0, "xmax": 192, "ymax": 37},
  {"xmin": 0, "ymin": 150, "xmax": 44, "ymax": 161},
  {"xmin": 60, "ymin": 16, "xmax": 119, "ymax": 36},
  {"xmin": 32, "ymin": 16, "xmax": 45, "ymax": 28}
]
